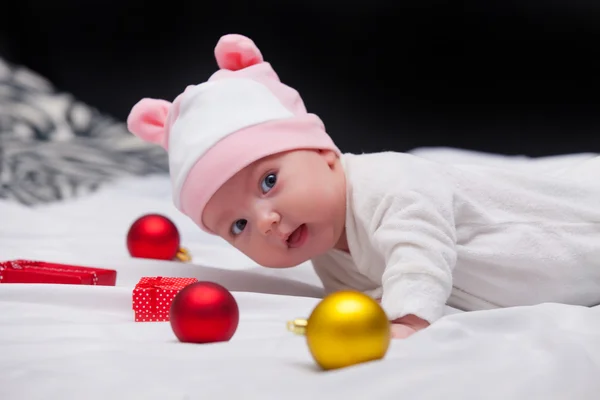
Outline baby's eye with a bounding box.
[261,173,277,193]
[231,219,247,235]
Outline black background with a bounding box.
[2,0,600,155]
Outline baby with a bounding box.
[127,34,600,339]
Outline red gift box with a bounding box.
[132,276,198,322]
[0,260,117,286]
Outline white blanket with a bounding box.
[2,148,600,400]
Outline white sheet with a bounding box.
[2,148,600,399]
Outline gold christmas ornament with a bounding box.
[287,290,391,370]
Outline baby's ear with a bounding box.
[214,34,264,71]
[319,149,339,167]
[127,98,172,148]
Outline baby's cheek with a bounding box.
[233,241,271,265]
[221,236,252,258]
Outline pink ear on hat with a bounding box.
[214,34,264,71]
[127,98,172,149]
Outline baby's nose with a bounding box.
[257,210,280,235]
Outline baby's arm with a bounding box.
[369,187,457,335]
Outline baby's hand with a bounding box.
[390,314,430,339]
[375,299,430,339]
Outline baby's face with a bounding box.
[203,149,347,268]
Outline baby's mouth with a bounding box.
[286,224,307,248]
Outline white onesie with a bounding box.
[311,151,600,323]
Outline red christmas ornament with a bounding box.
[169,281,240,344]
[126,214,191,262]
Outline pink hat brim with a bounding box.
[178,114,340,232]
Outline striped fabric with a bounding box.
[0,57,168,205]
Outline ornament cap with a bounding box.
[287,318,308,335]
[175,247,192,262]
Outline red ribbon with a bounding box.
[135,276,182,312]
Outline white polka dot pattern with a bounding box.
[132,276,198,322]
